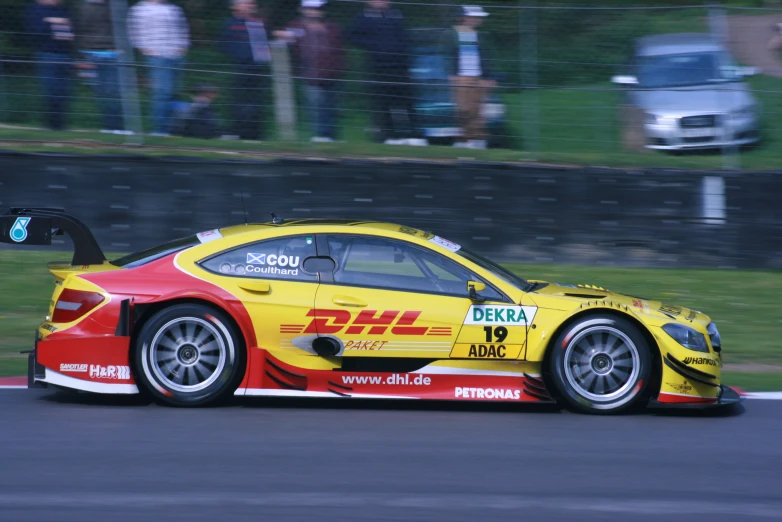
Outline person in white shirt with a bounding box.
[128,0,190,135]
[439,5,496,149]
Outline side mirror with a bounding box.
[467,280,486,302]
[611,75,639,86]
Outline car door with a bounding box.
[312,234,508,359]
[198,234,321,355]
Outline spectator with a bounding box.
[439,5,495,149]
[77,0,125,134]
[128,0,189,136]
[769,23,782,52]
[276,0,344,143]
[25,0,75,131]
[347,0,426,146]
[172,83,222,140]
[219,0,271,141]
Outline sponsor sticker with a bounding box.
[9,217,31,243]
[450,343,523,359]
[340,373,431,386]
[60,363,88,373]
[659,304,683,317]
[455,387,521,400]
[344,340,388,351]
[667,381,694,394]
[89,365,131,380]
[464,305,537,326]
[196,229,222,243]
[429,235,461,252]
[304,309,428,336]
[632,299,650,314]
[682,356,719,367]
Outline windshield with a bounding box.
[456,248,530,292]
[112,235,200,268]
[637,51,740,88]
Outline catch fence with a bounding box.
[1,1,782,168]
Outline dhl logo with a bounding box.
[279,309,452,336]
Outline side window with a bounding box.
[200,236,317,282]
[327,235,504,300]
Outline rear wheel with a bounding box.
[134,304,245,407]
[548,314,652,414]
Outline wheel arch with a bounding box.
[130,297,251,388]
[540,307,663,398]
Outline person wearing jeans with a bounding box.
[276,0,344,142]
[439,5,496,149]
[77,0,124,133]
[25,0,75,131]
[128,0,189,135]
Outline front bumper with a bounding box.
[644,117,759,150]
[649,385,743,410]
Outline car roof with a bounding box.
[217,220,434,240]
[636,33,724,57]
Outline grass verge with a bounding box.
[2,73,782,170]
[1,253,781,389]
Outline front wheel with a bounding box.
[548,314,652,414]
[134,303,246,407]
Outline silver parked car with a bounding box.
[612,33,760,151]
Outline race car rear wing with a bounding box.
[0,207,106,265]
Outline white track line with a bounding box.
[2,382,782,399]
[743,392,782,400]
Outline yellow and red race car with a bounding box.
[1,208,740,413]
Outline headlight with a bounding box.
[644,113,658,124]
[662,324,710,353]
[731,106,755,119]
[707,322,721,352]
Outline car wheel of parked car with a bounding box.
[134,303,245,407]
[548,314,652,414]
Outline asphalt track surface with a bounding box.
[0,390,780,522]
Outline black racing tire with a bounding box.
[133,303,246,407]
[547,314,652,415]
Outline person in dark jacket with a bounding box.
[25,0,75,130]
[77,0,124,133]
[347,0,425,146]
[439,5,496,149]
[219,0,271,140]
[276,0,344,142]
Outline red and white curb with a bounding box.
[0,376,28,389]
[1,376,781,399]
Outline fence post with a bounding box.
[0,59,6,123]
[109,0,144,145]
[708,3,740,170]
[271,41,297,142]
[519,1,540,158]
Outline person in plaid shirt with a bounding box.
[128,0,190,135]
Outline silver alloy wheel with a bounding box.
[149,317,227,393]
[563,326,640,403]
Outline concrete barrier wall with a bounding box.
[1,153,780,268]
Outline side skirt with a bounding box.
[236,351,554,403]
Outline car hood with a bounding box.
[636,82,755,115]
[529,281,711,329]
